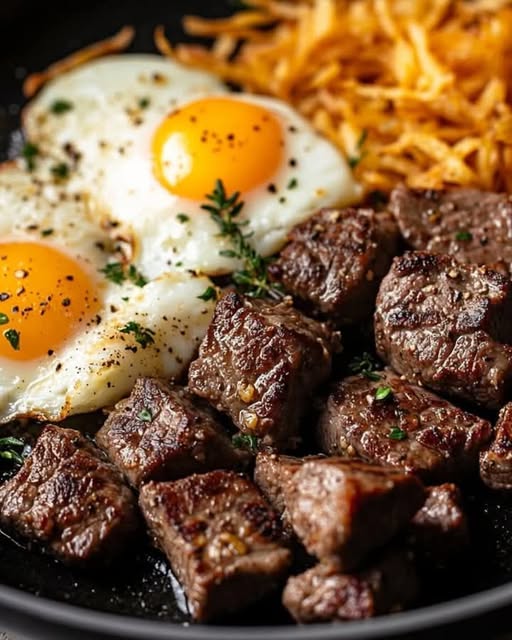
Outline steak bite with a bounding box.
[253,451,304,517]
[268,208,400,324]
[480,403,512,490]
[188,292,337,448]
[390,184,512,274]
[0,425,139,565]
[139,471,291,621]
[96,378,248,488]
[282,457,424,569]
[409,483,469,564]
[374,251,512,409]
[317,369,491,482]
[283,549,418,623]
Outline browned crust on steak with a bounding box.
[480,403,512,490]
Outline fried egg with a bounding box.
[23,55,361,278]
[0,164,215,423]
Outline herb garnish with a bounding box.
[375,386,392,401]
[232,433,260,452]
[4,328,20,351]
[138,97,151,109]
[41,228,54,237]
[51,162,70,180]
[119,322,155,348]
[348,129,368,169]
[0,437,25,466]
[50,99,73,115]
[287,178,298,190]
[22,142,39,171]
[203,179,283,299]
[138,407,153,422]
[0,313,8,325]
[100,262,147,287]
[197,286,218,302]
[177,213,189,223]
[349,352,381,381]
[389,426,407,441]
[455,230,473,242]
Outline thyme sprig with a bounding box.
[202,180,283,300]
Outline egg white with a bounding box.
[23,55,362,279]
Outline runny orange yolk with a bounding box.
[152,97,285,199]
[0,242,100,362]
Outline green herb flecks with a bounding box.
[41,228,54,237]
[50,99,73,115]
[100,262,147,287]
[349,352,381,381]
[51,162,70,180]
[0,313,8,325]
[389,426,407,441]
[455,230,473,242]
[287,178,298,190]
[0,436,25,466]
[203,179,283,300]
[119,322,155,348]
[197,286,218,302]
[348,129,368,169]
[138,407,153,422]
[232,433,260,452]
[177,213,190,223]
[138,97,151,109]
[375,386,393,401]
[22,142,39,171]
[4,328,19,351]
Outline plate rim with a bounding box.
[0,580,511,639]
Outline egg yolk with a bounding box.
[152,97,285,199]
[0,242,100,362]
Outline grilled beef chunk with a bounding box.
[0,425,139,565]
[268,208,400,324]
[480,403,512,490]
[254,451,304,516]
[375,251,512,409]
[188,292,337,448]
[390,185,512,274]
[409,484,469,564]
[282,457,424,569]
[283,548,418,622]
[139,471,291,621]
[317,369,491,482]
[96,378,248,488]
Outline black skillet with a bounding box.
[1,2,512,638]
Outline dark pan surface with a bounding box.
[1,1,512,637]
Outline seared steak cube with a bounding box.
[390,185,512,274]
[317,369,491,481]
[282,457,424,568]
[188,292,337,448]
[409,483,469,564]
[0,425,139,565]
[375,251,512,409]
[268,208,400,324]
[96,378,248,488]
[283,549,418,622]
[139,470,291,621]
[480,403,512,490]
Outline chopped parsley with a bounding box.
[0,313,8,325]
[51,162,70,180]
[375,386,393,401]
[197,286,217,302]
[41,228,54,237]
[137,407,153,422]
[50,99,73,115]
[389,426,407,441]
[4,328,20,351]
[203,179,283,300]
[348,129,368,169]
[119,322,155,348]
[232,433,260,452]
[138,97,151,109]
[0,436,25,466]
[22,142,39,171]
[287,178,298,190]
[177,213,190,223]
[349,352,381,381]
[100,262,147,287]
[455,230,473,242]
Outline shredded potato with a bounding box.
[156,0,512,193]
